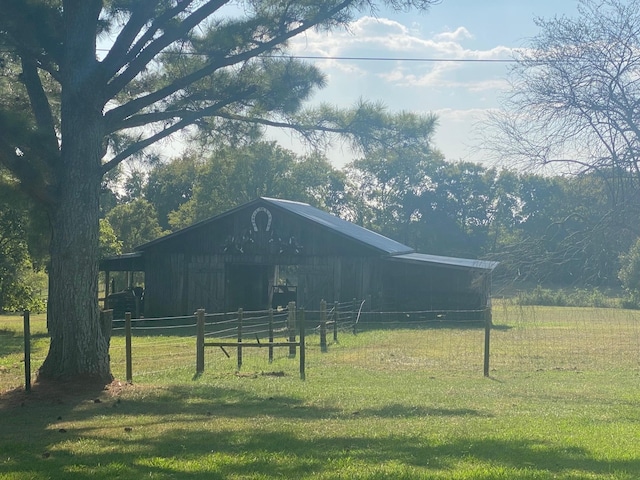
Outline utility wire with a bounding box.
[270,55,516,63]
[0,46,516,63]
[92,48,516,63]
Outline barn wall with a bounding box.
[379,260,490,315]
[144,252,186,317]
[143,252,382,316]
[139,200,492,318]
[141,201,385,316]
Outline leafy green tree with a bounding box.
[2,1,443,382]
[168,142,348,229]
[144,154,200,230]
[489,171,632,287]
[99,218,122,258]
[287,151,351,216]
[0,206,30,312]
[619,238,640,304]
[106,199,167,252]
[0,171,50,312]
[345,111,441,242]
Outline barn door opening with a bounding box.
[271,265,298,310]
[226,264,275,311]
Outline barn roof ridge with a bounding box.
[259,197,414,255]
[131,197,496,271]
[135,197,266,250]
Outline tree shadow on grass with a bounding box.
[0,327,49,357]
[1,381,638,479]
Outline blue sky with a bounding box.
[272,0,583,167]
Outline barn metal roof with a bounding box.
[262,197,414,255]
[127,197,497,271]
[387,252,499,271]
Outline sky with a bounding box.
[269,0,583,168]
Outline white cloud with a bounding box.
[285,15,518,165]
[433,26,474,42]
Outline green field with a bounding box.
[1,305,640,479]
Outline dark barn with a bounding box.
[100,197,497,318]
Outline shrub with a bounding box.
[516,286,618,308]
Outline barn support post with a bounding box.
[299,308,306,380]
[320,299,327,352]
[237,308,243,370]
[125,312,132,383]
[23,310,31,393]
[483,306,492,377]
[288,302,296,357]
[268,308,274,363]
[196,309,205,375]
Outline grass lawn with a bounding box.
[1,306,639,479]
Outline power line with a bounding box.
[270,55,516,63]
[1,45,516,63]
[93,48,516,63]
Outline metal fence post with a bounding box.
[288,302,296,357]
[196,309,205,374]
[23,310,31,393]
[268,308,274,363]
[125,312,133,383]
[237,308,243,370]
[320,299,327,352]
[352,298,357,335]
[299,308,306,380]
[484,306,492,377]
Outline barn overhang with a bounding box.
[99,252,145,272]
[377,252,498,313]
[384,252,498,271]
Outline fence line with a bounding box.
[13,302,640,392]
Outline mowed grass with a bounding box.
[1,305,640,479]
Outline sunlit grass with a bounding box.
[2,306,640,479]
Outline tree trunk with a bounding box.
[38,0,111,383]
[38,126,111,382]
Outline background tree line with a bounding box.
[16,138,640,307]
[4,134,640,311]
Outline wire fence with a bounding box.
[104,302,640,382]
[5,302,640,391]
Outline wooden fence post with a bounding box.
[268,308,274,363]
[23,310,31,393]
[320,299,327,352]
[288,302,296,357]
[125,312,133,383]
[299,308,306,380]
[237,308,243,370]
[483,306,492,377]
[196,309,205,375]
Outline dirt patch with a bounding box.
[0,378,132,410]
